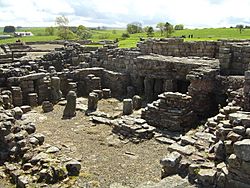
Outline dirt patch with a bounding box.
[29,44,63,51]
[24,98,167,187]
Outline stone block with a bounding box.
[234,139,250,161]
[123,99,133,115]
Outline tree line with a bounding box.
[126,22,184,37]
[2,15,248,40]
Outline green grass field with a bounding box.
[1,27,250,48]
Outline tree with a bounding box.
[3,26,16,33]
[121,33,130,39]
[145,26,154,37]
[55,15,75,40]
[174,24,184,30]
[236,24,244,34]
[127,22,143,34]
[45,27,55,36]
[164,22,174,37]
[76,25,92,39]
[156,22,165,36]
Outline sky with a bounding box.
[0,0,250,28]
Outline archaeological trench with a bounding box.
[1,38,250,187]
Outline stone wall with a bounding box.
[187,67,219,118]
[102,70,130,97]
[137,38,250,75]
[219,40,250,75]
[137,38,218,58]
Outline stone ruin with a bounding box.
[0,38,250,187]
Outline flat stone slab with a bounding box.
[137,175,196,188]
[168,143,196,156]
[155,137,176,145]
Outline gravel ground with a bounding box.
[27,98,168,187]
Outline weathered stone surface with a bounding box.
[160,151,182,167]
[42,101,54,113]
[160,151,182,178]
[137,174,196,188]
[234,139,250,161]
[180,136,196,146]
[142,92,196,131]
[63,91,77,118]
[33,133,45,144]
[21,105,31,113]
[127,86,135,98]
[132,95,142,110]
[46,146,60,153]
[214,140,226,161]
[51,77,62,103]
[197,168,217,186]
[87,92,98,111]
[112,116,155,141]
[123,99,133,115]
[155,137,176,145]
[27,93,38,107]
[12,107,23,119]
[102,88,111,99]
[66,160,81,176]
[168,143,195,156]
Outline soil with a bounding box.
[22,44,64,60]
[24,98,168,188]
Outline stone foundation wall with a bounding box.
[137,38,250,75]
[219,40,250,75]
[102,70,130,97]
[137,38,218,58]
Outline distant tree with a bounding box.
[164,22,174,37]
[76,25,92,39]
[121,33,130,39]
[236,24,244,33]
[3,26,16,33]
[69,26,78,33]
[112,30,117,34]
[174,24,184,30]
[55,15,75,40]
[45,26,55,36]
[145,26,154,37]
[143,26,149,33]
[127,22,143,34]
[245,25,250,29]
[156,22,165,36]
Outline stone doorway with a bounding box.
[143,77,164,102]
[174,80,190,94]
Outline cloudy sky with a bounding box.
[0,0,250,28]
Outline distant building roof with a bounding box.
[14,32,33,37]
[0,35,12,39]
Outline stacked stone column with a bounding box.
[142,92,196,131]
[51,77,62,103]
[63,91,77,118]
[11,87,22,106]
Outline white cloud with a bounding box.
[0,0,250,27]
